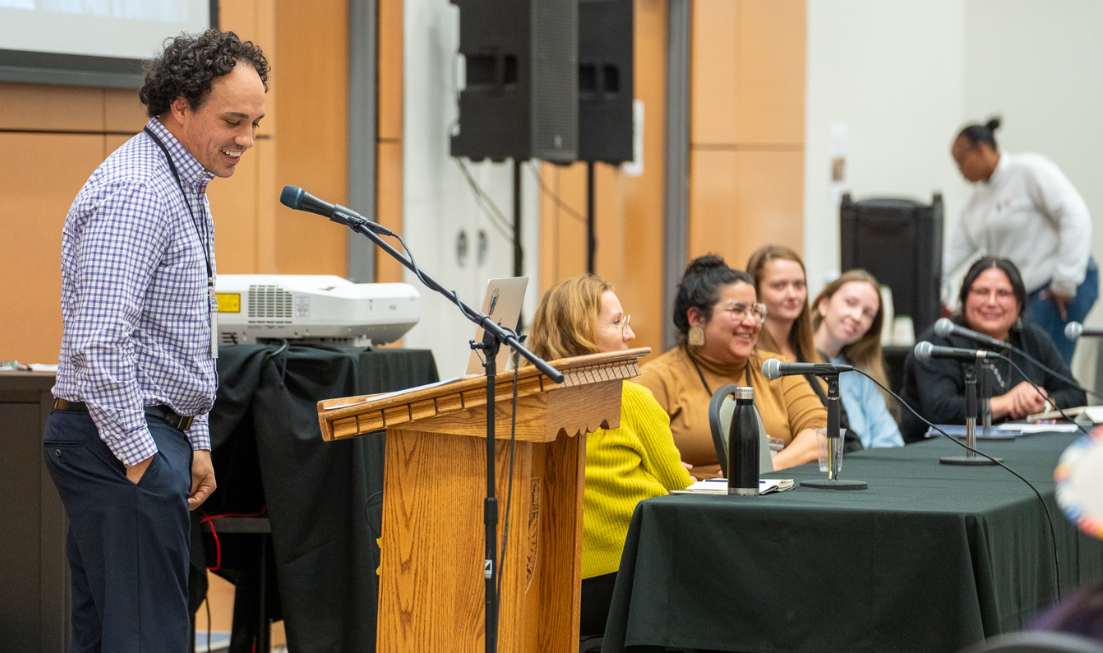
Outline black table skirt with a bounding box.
[196,344,438,653]
[602,434,1103,653]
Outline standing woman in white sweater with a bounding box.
[945,117,1097,365]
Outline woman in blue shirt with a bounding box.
[812,270,904,448]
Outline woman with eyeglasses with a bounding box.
[900,257,1085,443]
[946,117,1097,366]
[527,274,693,639]
[636,255,824,479]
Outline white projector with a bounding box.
[215,275,419,347]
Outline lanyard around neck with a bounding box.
[143,127,213,283]
[687,344,751,396]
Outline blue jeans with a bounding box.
[1024,257,1099,366]
[43,409,193,653]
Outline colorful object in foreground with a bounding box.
[1055,425,1103,539]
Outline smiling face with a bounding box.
[758,258,808,325]
[169,63,266,178]
[593,290,634,353]
[963,267,1020,341]
[691,281,761,364]
[817,281,880,352]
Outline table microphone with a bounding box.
[914,341,1003,363]
[933,318,1013,351]
[761,359,853,380]
[1065,322,1103,340]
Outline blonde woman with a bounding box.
[811,270,903,448]
[528,274,693,639]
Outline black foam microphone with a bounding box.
[933,318,1012,351]
[761,358,853,380]
[280,185,394,236]
[1065,322,1103,340]
[914,341,1003,364]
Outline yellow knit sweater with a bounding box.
[582,381,694,579]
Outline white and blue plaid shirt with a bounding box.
[54,118,218,466]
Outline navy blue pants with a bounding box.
[1025,257,1100,366]
[43,409,193,653]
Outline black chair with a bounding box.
[959,631,1103,653]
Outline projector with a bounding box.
[215,275,419,347]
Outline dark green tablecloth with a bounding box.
[602,434,1103,653]
[201,344,438,653]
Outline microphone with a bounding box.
[280,185,394,236]
[933,318,1012,351]
[913,341,1004,364]
[761,358,854,381]
[1065,322,1103,340]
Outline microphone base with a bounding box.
[940,455,1001,466]
[800,478,868,491]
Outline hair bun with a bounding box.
[685,254,728,276]
[985,117,1001,132]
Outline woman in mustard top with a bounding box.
[528,274,693,639]
[637,255,824,479]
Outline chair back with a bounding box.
[708,384,773,477]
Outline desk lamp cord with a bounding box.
[856,369,1063,602]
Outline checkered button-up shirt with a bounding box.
[54,118,218,466]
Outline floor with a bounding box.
[193,571,287,651]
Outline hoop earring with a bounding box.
[688,326,705,347]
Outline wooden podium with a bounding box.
[317,348,649,653]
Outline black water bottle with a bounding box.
[727,386,759,496]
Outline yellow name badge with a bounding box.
[215,293,241,313]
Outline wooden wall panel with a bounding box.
[376,141,405,284]
[273,0,348,275]
[0,82,104,131]
[378,0,404,143]
[688,0,806,278]
[736,0,806,145]
[690,0,738,146]
[735,150,805,264]
[376,0,404,284]
[688,149,738,261]
[103,88,148,133]
[620,0,668,355]
[0,133,104,364]
[208,139,264,274]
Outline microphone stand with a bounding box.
[337,217,563,653]
[941,362,1000,465]
[980,360,994,438]
[800,373,868,490]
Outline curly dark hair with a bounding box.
[672,255,754,337]
[139,29,270,118]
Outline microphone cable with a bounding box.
[999,358,1093,437]
[946,331,1103,403]
[851,367,1063,601]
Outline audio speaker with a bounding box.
[450,0,578,163]
[840,194,944,336]
[578,0,634,163]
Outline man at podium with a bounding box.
[527,274,693,639]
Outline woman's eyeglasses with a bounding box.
[716,303,767,323]
[602,314,631,337]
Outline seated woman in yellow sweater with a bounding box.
[528,274,693,639]
[637,255,824,479]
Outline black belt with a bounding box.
[53,398,196,432]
